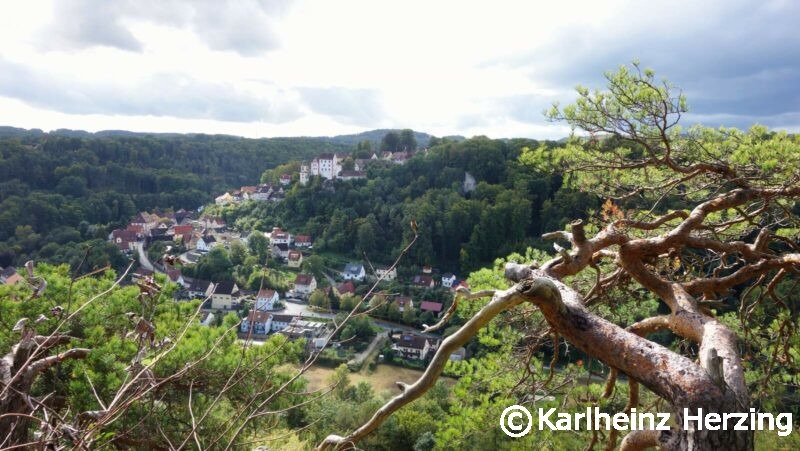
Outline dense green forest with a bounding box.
[0,131,350,269]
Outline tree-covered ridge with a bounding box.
[214,135,589,274]
[0,132,350,269]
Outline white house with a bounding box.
[269,314,296,332]
[215,192,235,206]
[269,228,292,246]
[294,235,313,248]
[375,266,397,281]
[299,164,310,185]
[255,289,279,311]
[187,279,213,298]
[293,274,317,298]
[196,235,218,252]
[272,243,290,259]
[342,263,365,282]
[441,273,457,288]
[392,333,439,360]
[241,309,272,334]
[199,312,216,327]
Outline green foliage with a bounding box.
[0,132,349,268]
[0,263,306,447]
[309,289,330,310]
[221,136,566,273]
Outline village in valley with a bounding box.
[107,146,470,379]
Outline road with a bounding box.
[349,331,387,367]
[136,242,156,272]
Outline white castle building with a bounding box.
[300,152,364,185]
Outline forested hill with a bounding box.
[213,136,591,274]
[0,130,351,268]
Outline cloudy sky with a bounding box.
[0,0,798,139]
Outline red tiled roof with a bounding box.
[257,288,276,299]
[294,274,315,286]
[420,301,443,312]
[173,225,193,234]
[336,281,355,295]
[395,296,413,308]
[246,309,271,323]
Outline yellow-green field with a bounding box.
[299,364,455,394]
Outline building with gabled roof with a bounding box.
[293,274,317,298]
[342,263,365,281]
[255,288,279,310]
[420,301,443,314]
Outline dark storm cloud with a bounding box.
[0,58,303,122]
[298,87,387,126]
[487,0,800,130]
[41,0,292,56]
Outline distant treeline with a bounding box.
[0,131,350,269]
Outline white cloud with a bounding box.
[0,0,797,138]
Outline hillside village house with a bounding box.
[338,170,366,181]
[269,228,292,245]
[240,309,272,335]
[215,192,235,206]
[354,154,378,171]
[188,279,213,298]
[294,235,313,248]
[269,314,296,333]
[375,266,397,281]
[279,174,292,185]
[210,281,240,310]
[411,275,435,288]
[287,250,303,268]
[255,288,279,311]
[342,263,365,281]
[293,274,317,298]
[199,312,216,327]
[420,301,444,316]
[130,212,158,233]
[198,216,226,231]
[0,267,23,286]
[110,229,140,253]
[335,281,356,297]
[441,273,457,288]
[392,332,439,360]
[196,235,218,252]
[395,296,413,313]
[272,243,290,260]
[165,267,185,286]
[452,280,469,291]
